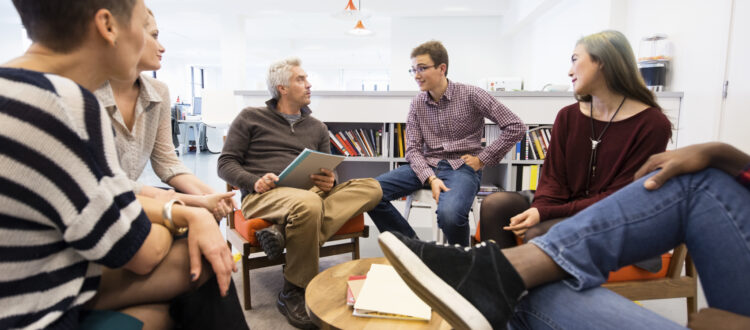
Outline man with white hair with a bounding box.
[218,58,382,329]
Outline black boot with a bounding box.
[170,277,249,330]
[277,279,314,329]
[255,224,285,260]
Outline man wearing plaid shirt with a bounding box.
[368,40,526,246]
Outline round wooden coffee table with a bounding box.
[305,257,450,329]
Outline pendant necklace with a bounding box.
[585,96,627,195]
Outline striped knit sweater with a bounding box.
[0,68,151,329]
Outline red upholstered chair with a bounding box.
[473,225,698,315]
[225,184,369,310]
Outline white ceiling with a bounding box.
[145,0,510,18]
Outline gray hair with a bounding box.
[267,57,301,99]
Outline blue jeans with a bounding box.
[509,282,685,329]
[368,160,481,246]
[519,168,750,328]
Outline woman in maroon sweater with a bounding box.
[480,30,672,248]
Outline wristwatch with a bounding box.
[162,198,187,235]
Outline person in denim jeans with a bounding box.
[368,40,525,246]
[379,142,750,329]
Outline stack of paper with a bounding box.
[350,264,431,321]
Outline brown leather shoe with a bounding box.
[276,286,315,329]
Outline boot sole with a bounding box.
[378,232,492,330]
[256,229,284,260]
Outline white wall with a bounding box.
[0,15,25,64]
[502,0,734,147]
[623,0,732,147]
[389,16,508,91]
[503,0,614,91]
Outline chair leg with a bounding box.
[242,254,251,310]
[352,237,360,260]
[687,295,698,316]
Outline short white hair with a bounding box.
[267,57,301,99]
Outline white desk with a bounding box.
[178,120,203,154]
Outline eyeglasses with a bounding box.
[408,65,438,75]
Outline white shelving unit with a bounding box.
[235,90,683,192]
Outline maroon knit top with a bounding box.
[531,102,672,221]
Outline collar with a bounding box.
[95,74,163,116]
[423,79,454,105]
[265,98,312,117]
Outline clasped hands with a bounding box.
[254,168,335,194]
[151,188,236,221]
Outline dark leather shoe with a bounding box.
[277,287,314,329]
[255,225,285,260]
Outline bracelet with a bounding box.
[427,176,437,185]
[162,198,187,235]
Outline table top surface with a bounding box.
[305,257,450,330]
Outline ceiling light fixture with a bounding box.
[348,19,374,36]
[334,0,372,20]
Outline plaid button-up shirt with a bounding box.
[406,80,526,183]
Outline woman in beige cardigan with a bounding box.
[95,9,235,220]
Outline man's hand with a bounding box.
[634,144,714,191]
[184,207,237,296]
[311,168,335,193]
[635,142,750,191]
[254,173,279,194]
[199,191,237,220]
[428,176,450,203]
[688,308,750,330]
[461,154,484,171]
[504,207,541,237]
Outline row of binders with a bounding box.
[513,125,552,161]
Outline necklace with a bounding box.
[585,96,627,195]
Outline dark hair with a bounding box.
[12,0,138,53]
[575,30,659,108]
[411,40,449,76]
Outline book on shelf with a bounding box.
[375,130,383,157]
[329,131,350,156]
[334,132,357,156]
[395,123,405,158]
[515,164,541,190]
[531,130,545,160]
[344,130,363,156]
[529,164,539,190]
[329,127,392,158]
[360,128,375,157]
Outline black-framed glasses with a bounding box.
[408,64,438,75]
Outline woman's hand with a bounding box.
[199,191,237,220]
[504,208,541,237]
[183,207,236,296]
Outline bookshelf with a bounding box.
[235,90,683,193]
